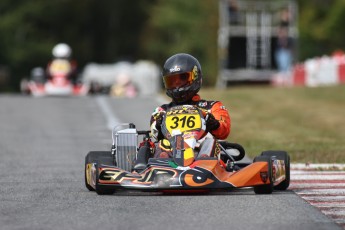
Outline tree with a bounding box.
[0,0,152,91]
[140,0,219,86]
[297,0,345,60]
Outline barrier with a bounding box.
[338,58,345,83]
[292,64,305,86]
[275,52,345,87]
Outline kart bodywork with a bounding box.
[87,157,286,191]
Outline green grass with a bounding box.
[199,85,345,163]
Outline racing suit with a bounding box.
[150,94,231,158]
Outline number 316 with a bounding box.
[169,116,196,129]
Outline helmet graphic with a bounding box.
[52,43,72,58]
[162,53,202,103]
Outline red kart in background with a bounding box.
[22,59,88,96]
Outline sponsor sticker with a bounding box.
[198,102,207,107]
[169,66,181,73]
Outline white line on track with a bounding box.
[322,210,345,216]
[95,95,168,130]
[291,171,345,175]
[300,196,345,201]
[290,183,345,188]
[334,219,345,224]
[292,174,345,180]
[95,96,121,130]
[291,163,345,170]
[298,189,345,195]
[311,203,345,208]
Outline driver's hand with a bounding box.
[206,113,220,132]
[150,111,165,141]
[154,111,165,130]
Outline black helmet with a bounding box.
[162,53,202,103]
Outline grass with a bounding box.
[199,84,345,163]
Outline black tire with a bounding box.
[95,153,116,195]
[253,155,273,194]
[261,150,290,190]
[84,151,113,192]
[95,159,116,195]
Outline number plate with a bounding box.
[165,113,202,134]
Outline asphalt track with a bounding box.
[0,95,342,230]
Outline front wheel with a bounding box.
[96,154,116,195]
[85,151,114,192]
[261,150,290,190]
[253,155,273,194]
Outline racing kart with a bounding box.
[85,105,290,195]
[23,59,88,96]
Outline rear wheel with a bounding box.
[84,151,114,192]
[253,155,273,194]
[261,150,290,190]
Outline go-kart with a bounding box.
[85,105,290,195]
[25,59,88,96]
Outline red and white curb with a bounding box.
[290,164,345,228]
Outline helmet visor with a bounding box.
[163,72,195,90]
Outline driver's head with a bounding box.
[162,53,202,103]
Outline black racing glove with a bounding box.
[206,113,220,132]
[155,112,164,129]
[154,112,165,140]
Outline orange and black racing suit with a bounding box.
[150,94,231,158]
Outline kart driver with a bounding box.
[134,53,231,171]
[46,43,78,83]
